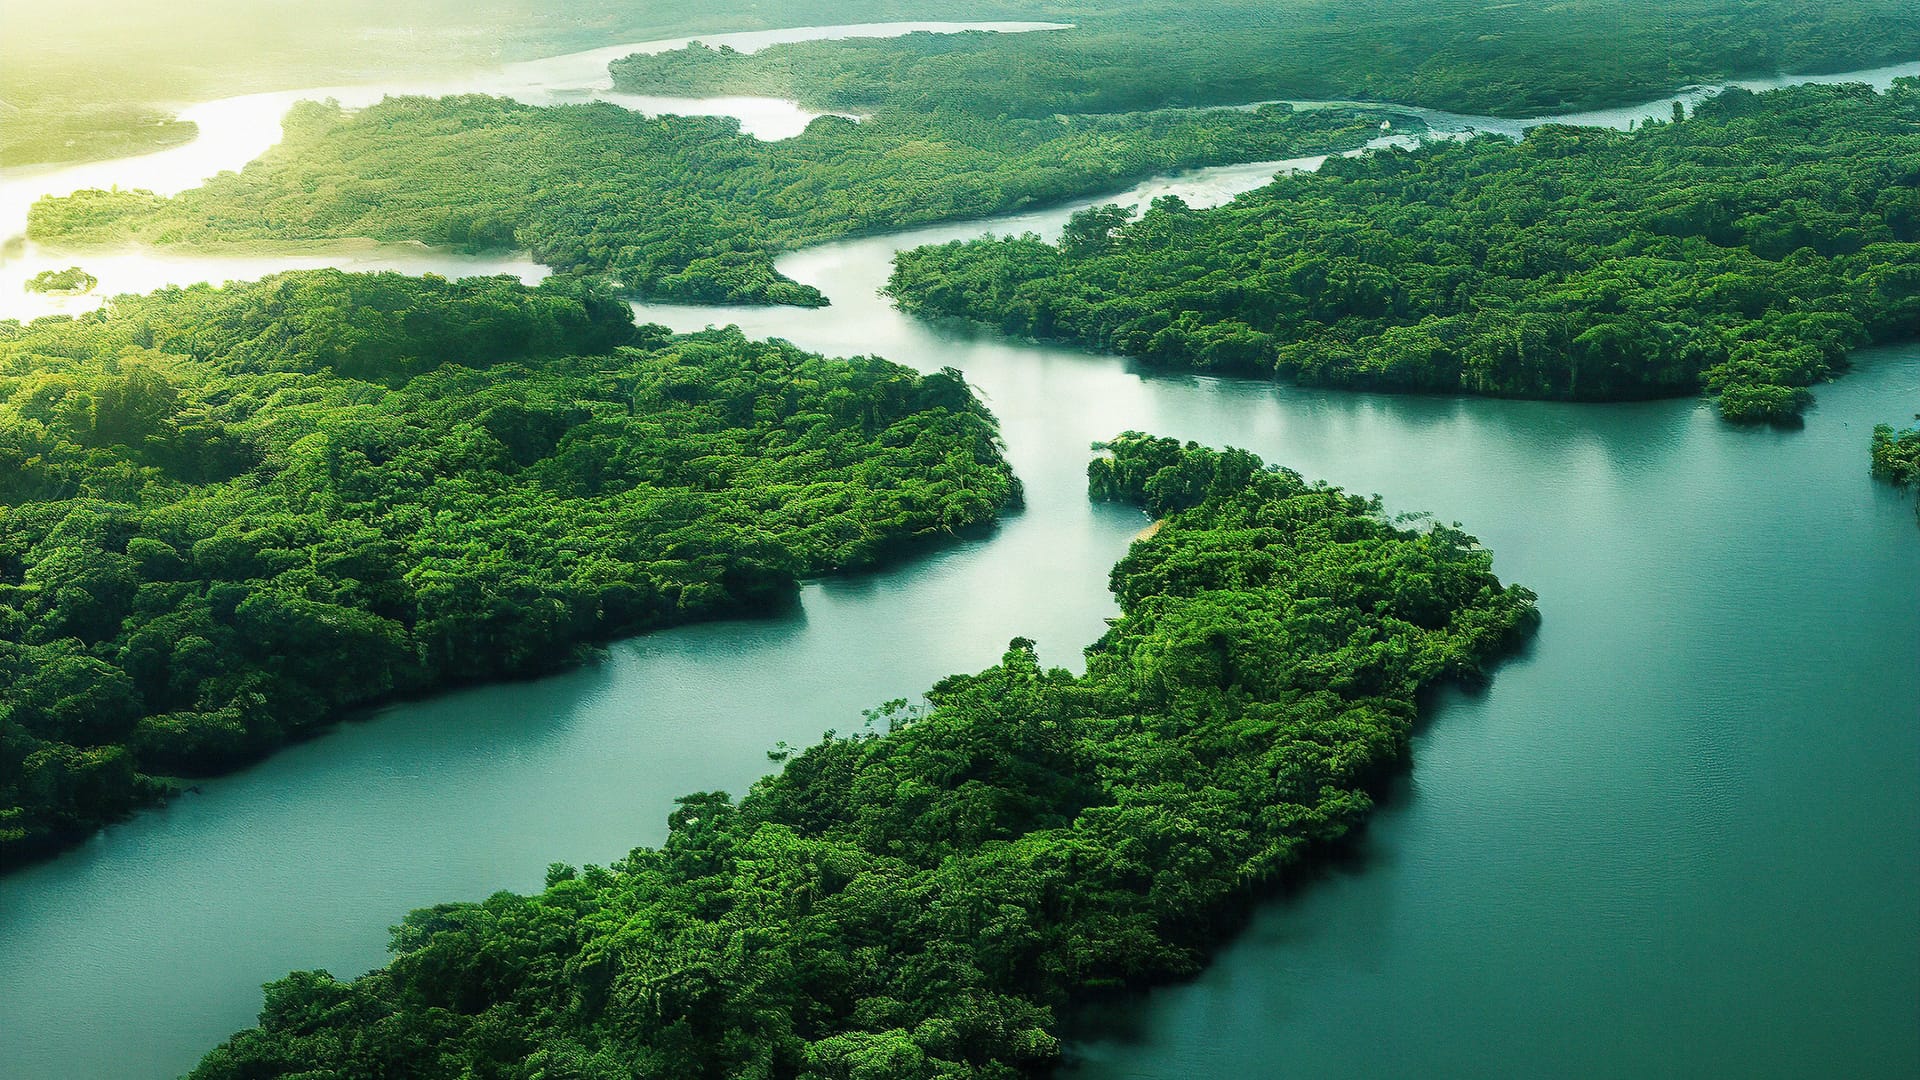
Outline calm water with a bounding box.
[0,42,1916,1080]
[0,20,1068,320]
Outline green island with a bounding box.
[1872,416,1920,522]
[24,97,1407,307]
[0,0,844,168]
[0,270,1018,861]
[183,433,1536,1079]
[888,82,1920,423]
[0,105,198,170]
[23,266,99,295]
[607,1,1920,119]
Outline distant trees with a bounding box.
[27,95,1404,307]
[184,433,1536,1079]
[0,104,197,168]
[23,267,99,294]
[889,82,1920,422]
[0,270,1019,861]
[606,3,1920,120]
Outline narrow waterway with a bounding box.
[0,20,1070,320]
[0,39,1915,1080]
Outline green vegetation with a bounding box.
[1872,416,1920,523]
[8,1,1916,167]
[0,105,198,169]
[27,96,1404,306]
[23,267,99,295]
[889,83,1920,423]
[610,2,1920,120]
[183,433,1535,1079]
[0,0,864,167]
[1873,419,1920,485]
[0,269,1018,861]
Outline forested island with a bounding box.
[0,270,1019,861]
[23,267,99,295]
[0,105,198,170]
[181,434,1536,1078]
[1873,417,1920,522]
[889,82,1920,422]
[25,98,1408,307]
[608,2,1920,119]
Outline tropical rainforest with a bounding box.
[607,1,1920,120]
[24,98,1406,307]
[888,82,1920,422]
[0,270,1019,861]
[10,0,1920,166]
[182,434,1537,1079]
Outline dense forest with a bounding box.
[11,0,1917,166]
[0,270,1019,861]
[609,1,1920,120]
[889,82,1920,422]
[183,434,1536,1079]
[27,97,1405,307]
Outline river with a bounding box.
[0,20,1069,321]
[0,36,1916,1080]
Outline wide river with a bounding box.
[0,33,1915,1080]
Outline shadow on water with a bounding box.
[1054,640,1540,1058]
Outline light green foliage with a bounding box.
[0,105,198,169]
[183,433,1535,1079]
[889,83,1920,422]
[27,96,1401,307]
[0,270,1017,859]
[23,267,100,294]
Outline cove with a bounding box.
[0,45,1916,1080]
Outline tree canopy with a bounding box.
[28,97,1404,307]
[1871,416,1920,523]
[888,82,1920,423]
[0,270,1018,861]
[609,2,1920,120]
[184,433,1536,1079]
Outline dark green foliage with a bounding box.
[185,433,1535,1079]
[1873,420,1920,486]
[889,83,1920,421]
[0,270,1018,860]
[609,2,1920,119]
[27,96,1404,307]
[1872,417,1920,523]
